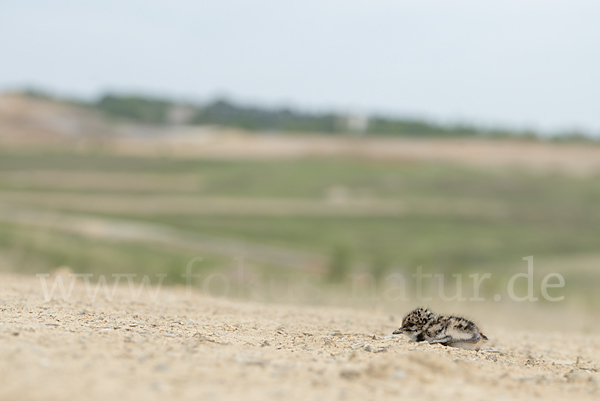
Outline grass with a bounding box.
[0,147,598,306]
[0,222,228,284]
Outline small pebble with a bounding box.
[154,363,170,372]
[565,369,589,383]
[394,370,406,379]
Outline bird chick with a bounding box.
[392,307,488,350]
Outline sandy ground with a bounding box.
[0,273,598,401]
[107,132,600,176]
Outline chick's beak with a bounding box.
[392,327,403,335]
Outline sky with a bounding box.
[1,0,599,134]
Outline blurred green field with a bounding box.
[0,147,599,307]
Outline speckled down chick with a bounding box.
[392,307,488,350]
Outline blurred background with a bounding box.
[1,1,599,330]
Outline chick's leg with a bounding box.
[428,336,452,344]
[453,333,481,344]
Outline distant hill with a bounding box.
[0,91,114,143]
[2,89,594,140]
[92,93,522,137]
